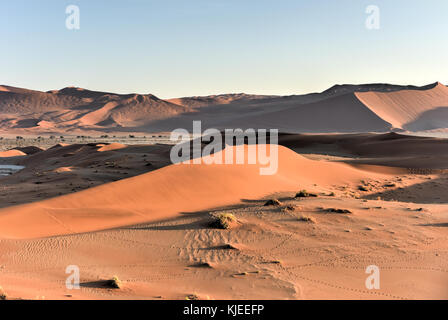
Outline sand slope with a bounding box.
[0,149,26,157]
[126,82,448,133]
[0,145,385,239]
[220,93,392,133]
[356,82,448,130]
[0,86,190,132]
[0,137,447,300]
[278,132,448,169]
[1,82,447,134]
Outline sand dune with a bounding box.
[0,82,447,134]
[75,102,120,126]
[97,142,126,152]
[0,145,388,239]
[0,149,26,157]
[356,82,448,130]
[0,136,447,300]
[124,82,448,133]
[2,80,448,300]
[219,93,392,133]
[0,85,191,132]
[107,94,190,127]
[278,132,448,169]
[0,85,86,114]
[0,141,174,211]
[13,146,44,155]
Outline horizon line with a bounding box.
[0,81,445,100]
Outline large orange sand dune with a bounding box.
[356,82,448,131]
[0,145,390,239]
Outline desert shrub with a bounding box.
[210,213,237,229]
[297,215,316,223]
[108,276,122,289]
[264,199,282,206]
[193,261,213,268]
[295,190,318,198]
[282,205,298,212]
[0,286,7,300]
[325,208,352,214]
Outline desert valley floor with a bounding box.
[0,133,447,300]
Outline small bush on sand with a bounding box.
[108,276,122,289]
[325,208,352,214]
[264,199,282,206]
[384,183,396,188]
[295,190,318,198]
[282,205,299,212]
[0,286,7,300]
[219,243,238,250]
[210,213,238,229]
[192,261,213,268]
[297,215,315,223]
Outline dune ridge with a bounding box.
[0,149,26,157]
[0,144,388,239]
[0,82,447,134]
[355,82,448,130]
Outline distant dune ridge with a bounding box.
[0,82,447,134]
[355,82,448,131]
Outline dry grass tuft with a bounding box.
[295,190,318,198]
[108,276,122,289]
[297,215,316,223]
[220,243,238,250]
[210,213,238,229]
[264,199,282,206]
[192,261,213,268]
[325,208,352,214]
[282,205,299,212]
[0,286,7,300]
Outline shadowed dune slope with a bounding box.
[278,132,448,157]
[0,145,390,239]
[355,82,448,130]
[277,132,448,169]
[219,93,393,133]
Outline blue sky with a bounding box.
[1,0,447,98]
